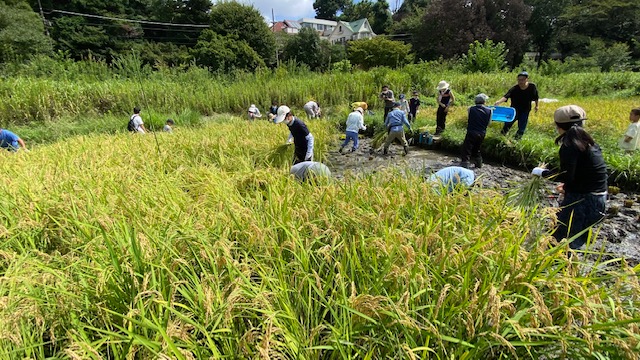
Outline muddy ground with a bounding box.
[326,137,640,266]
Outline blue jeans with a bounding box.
[341,131,359,150]
[501,110,530,137]
[553,192,606,250]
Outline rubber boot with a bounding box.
[474,156,483,169]
[403,146,409,156]
[459,161,470,169]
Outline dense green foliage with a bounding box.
[4,0,635,72]
[347,36,413,69]
[0,120,638,358]
[0,0,51,62]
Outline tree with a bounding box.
[347,36,413,69]
[0,1,52,62]
[411,0,530,65]
[147,0,212,46]
[340,0,374,22]
[313,0,349,20]
[208,1,276,66]
[371,0,392,35]
[524,0,570,65]
[191,30,264,72]
[281,27,340,72]
[557,0,640,58]
[462,39,508,72]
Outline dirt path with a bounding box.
[327,138,640,266]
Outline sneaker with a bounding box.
[351,148,357,153]
[339,146,345,154]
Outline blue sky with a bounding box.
[245,0,404,22]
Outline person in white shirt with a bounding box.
[163,119,174,132]
[303,100,321,119]
[130,107,148,134]
[339,107,367,153]
[619,108,640,152]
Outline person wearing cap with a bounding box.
[379,85,395,120]
[290,161,331,183]
[383,101,413,156]
[351,101,368,112]
[531,105,608,250]
[0,128,27,151]
[273,105,315,165]
[494,71,539,139]
[435,81,455,135]
[340,107,367,153]
[460,94,492,169]
[429,166,475,193]
[247,104,262,120]
[303,100,321,119]
[408,91,421,122]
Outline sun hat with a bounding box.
[355,107,363,114]
[436,81,449,91]
[274,105,291,124]
[518,71,529,78]
[474,93,489,104]
[554,105,587,124]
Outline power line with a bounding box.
[50,9,210,28]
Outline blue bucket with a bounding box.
[489,106,516,123]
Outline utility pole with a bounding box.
[272,8,279,67]
[36,0,50,36]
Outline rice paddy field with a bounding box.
[0,118,639,359]
[0,63,639,358]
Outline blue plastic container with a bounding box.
[488,106,516,123]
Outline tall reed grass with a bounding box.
[0,119,637,359]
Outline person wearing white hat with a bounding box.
[495,71,539,139]
[435,80,455,135]
[339,107,367,153]
[531,105,608,250]
[247,104,262,121]
[460,94,492,169]
[273,105,315,164]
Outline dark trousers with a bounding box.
[293,145,308,165]
[436,106,448,134]
[501,110,530,137]
[384,106,393,120]
[409,108,418,122]
[553,192,606,250]
[460,132,485,163]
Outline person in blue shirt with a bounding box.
[0,128,27,151]
[274,105,315,165]
[429,166,475,193]
[383,102,413,155]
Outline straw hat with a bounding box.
[436,81,450,91]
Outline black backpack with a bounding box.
[127,115,137,132]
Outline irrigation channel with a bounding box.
[326,137,640,266]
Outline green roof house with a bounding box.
[329,18,376,44]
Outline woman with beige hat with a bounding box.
[531,105,608,251]
[435,80,455,135]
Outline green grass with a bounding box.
[0,119,638,359]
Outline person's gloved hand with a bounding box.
[531,167,546,176]
[362,125,367,131]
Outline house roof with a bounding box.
[347,18,368,33]
[284,20,301,29]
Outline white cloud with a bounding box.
[242,0,316,22]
